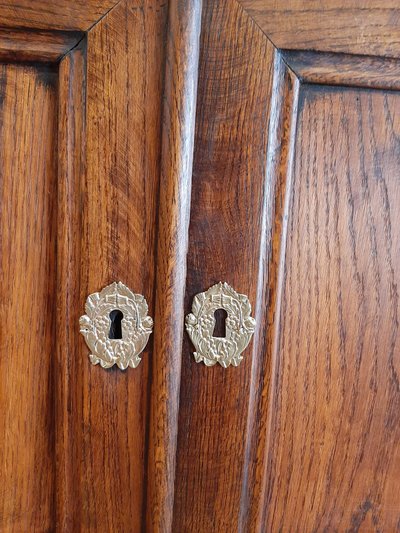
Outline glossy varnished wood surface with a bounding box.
[2,0,400,529]
[240,57,299,532]
[171,1,275,530]
[239,0,400,58]
[0,64,57,532]
[57,0,168,530]
[146,0,202,531]
[283,51,400,92]
[0,28,83,63]
[0,0,119,32]
[265,85,400,531]
[56,43,86,532]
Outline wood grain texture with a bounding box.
[238,55,299,532]
[57,0,167,530]
[0,64,57,532]
[0,0,119,32]
[239,0,400,58]
[283,51,400,91]
[265,85,400,531]
[146,0,202,531]
[0,28,83,62]
[171,1,275,530]
[56,42,86,532]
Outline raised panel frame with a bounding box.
[169,1,400,531]
[0,0,170,530]
[235,2,400,532]
[2,0,400,531]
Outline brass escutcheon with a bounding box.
[79,281,153,370]
[185,282,256,368]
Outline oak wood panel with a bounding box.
[283,51,400,92]
[239,0,400,58]
[0,0,119,32]
[0,64,57,532]
[146,0,202,531]
[56,42,86,532]
[171,1,275,530]
[239,57,299,532]
[0,28,83,62]
[265,85,400,531]
[57,0,168,530]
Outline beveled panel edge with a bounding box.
[282,49,400,91]
[237,0,400,60]
[237,50,301,532]
[55,40,87,531]
[0,0,120,33]
[0,27,84,63]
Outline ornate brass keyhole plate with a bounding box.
[185,282,256,368]
[79,282,153,370]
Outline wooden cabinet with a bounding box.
[0,1,399,531]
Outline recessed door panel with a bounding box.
[0,64,57,532]
[267,85,400,531]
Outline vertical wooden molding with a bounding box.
[257,64,300,533]
[56,41,87,531]
[239,49,293,531]
[146,0,202,531]
[238,52,300,532]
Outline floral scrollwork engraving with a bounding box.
[185,282,256,368]
[79,282,153,370]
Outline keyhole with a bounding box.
[212,309,228,338]
[109,309,123,339]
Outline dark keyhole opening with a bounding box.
[212,308,228,338]
[109,309,124,339]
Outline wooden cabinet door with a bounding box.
[166,1,400,532]
[0,1,169,531]
[1,1,400,532]
[165,0,400,533]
